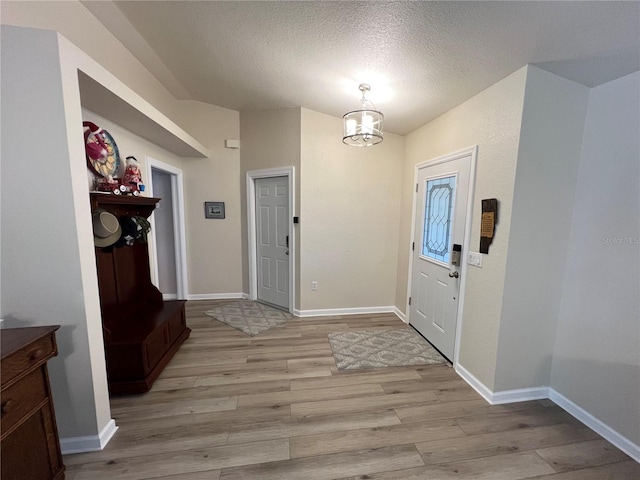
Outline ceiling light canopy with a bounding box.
[342,84,384,147]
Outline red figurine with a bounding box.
[121,156,145,196]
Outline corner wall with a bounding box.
[1,0,179,124]
[494,67,589,391]
[552,71,640,446]
[172,100,242,297]
[240,108,302,306]
[1,26,110,441]
[299,109,404,313]
[399,68,528,388]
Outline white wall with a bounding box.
[494,67,589,391]
[300,108,404,312]
[240,108,302,305]
[552,71,640,446]
[1,0,179,125]
[400,68,528,388]
[172,100,242,297]
[1,26,111,441]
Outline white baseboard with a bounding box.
[60,419,118,455]
[456,363,549,405]
[455,364,640,462]
[548,388,640,463]
[187,293,248,301]
[393,307,407,323]
[455,363,494,403]
[294,306,396,318]
[491,386,549,405]
[162,293,178,300]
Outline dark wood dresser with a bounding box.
[1,326,65,480]
[90,193,190,395]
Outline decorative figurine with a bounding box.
[122,156,145,196]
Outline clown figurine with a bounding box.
[123,156,145,194]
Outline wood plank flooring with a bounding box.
[64,300,639,479]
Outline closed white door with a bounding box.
[410,152,472,361]
[255,176,289,310]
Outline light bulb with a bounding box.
[346,119,357,136]
[362,114,373,135]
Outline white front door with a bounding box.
[255,176,290,310]
[409,150,473,361]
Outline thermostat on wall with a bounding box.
[225,139,240,149]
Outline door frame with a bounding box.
[246,166,295,313]
[145,157,190,300]
[405,145,478,367]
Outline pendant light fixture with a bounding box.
[342,84,384,147]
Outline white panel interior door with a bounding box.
[255,176,289,310]
[410,153,471,361]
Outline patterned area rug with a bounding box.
[204,300,293,336]
[328,329,447,370]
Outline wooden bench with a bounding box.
[91,193,190,395]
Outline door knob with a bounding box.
[448,271,459,278]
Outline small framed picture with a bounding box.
[204,202,225,219]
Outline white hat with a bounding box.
[92,210,121,247]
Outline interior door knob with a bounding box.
[448,271,459,278]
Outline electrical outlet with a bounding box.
[311,281,318,291]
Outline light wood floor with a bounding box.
[64,300,638,479]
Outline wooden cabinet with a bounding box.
[1,326,65,480]
[90,193,190,395]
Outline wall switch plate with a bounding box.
[311,281,318,291]
[468,251,483,267]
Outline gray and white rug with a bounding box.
[204,300,293,336]
[328,329,447,370]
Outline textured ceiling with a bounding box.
[85,1,640,135]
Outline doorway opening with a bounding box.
[146,157,189,300]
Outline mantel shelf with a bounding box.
[90,193,160,207]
